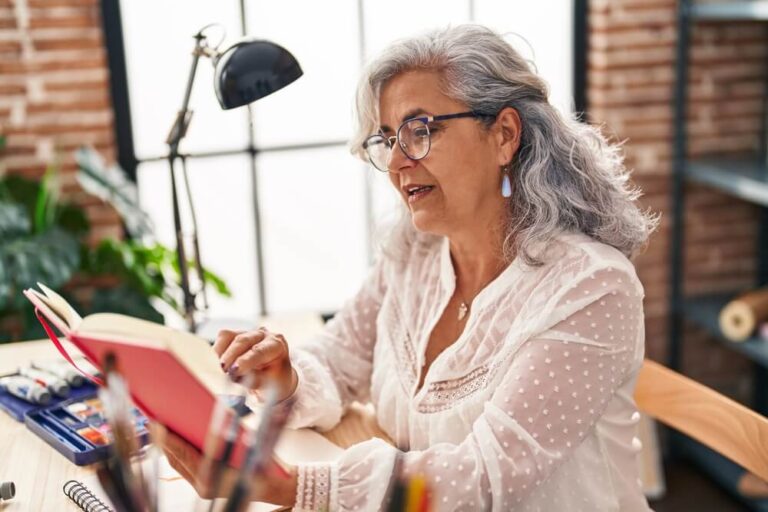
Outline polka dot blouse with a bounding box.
[274,232,651,511]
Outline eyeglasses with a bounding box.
[362,111,488,172]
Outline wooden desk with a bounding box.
[0,340,390,511]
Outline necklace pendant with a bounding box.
[458,302,468,321]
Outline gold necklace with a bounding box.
[456,287,470,321]
[455,262,508,321]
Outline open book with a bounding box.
[23,283,342,470]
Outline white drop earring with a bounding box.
[501,165,512,198]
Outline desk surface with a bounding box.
[0,339,390,511]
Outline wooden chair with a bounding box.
[635,359,768,498]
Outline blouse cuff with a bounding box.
[284,349,344,431]
[295,462,337,511]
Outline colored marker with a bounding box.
[18,366,70,397]
[0,375,51,405]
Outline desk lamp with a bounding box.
[165,24,302,332]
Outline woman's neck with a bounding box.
[448,220,509,299]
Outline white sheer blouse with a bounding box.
[281,232,651,511]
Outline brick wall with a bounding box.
[589,0,764,399]
[0,0,122,245]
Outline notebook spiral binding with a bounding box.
[63,480,114,512]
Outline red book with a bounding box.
[23,283,341,470]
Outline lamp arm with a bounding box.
[165,33,209,332]
[180,155,209,310]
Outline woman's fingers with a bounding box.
[233,334,288,375]
[219,329,269,370]
[212,329,243,358]
[214,328,294,398]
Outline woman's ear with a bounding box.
[494,107,522,166]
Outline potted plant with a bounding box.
[0,147,230,342]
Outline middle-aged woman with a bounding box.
[164,24,659,511]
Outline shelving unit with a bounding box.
[670,1,768,510]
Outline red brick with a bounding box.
[27,0,98,6]
[29,16,96,30]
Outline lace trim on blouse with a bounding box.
[296,464,332,511]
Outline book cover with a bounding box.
[23,283,342,469]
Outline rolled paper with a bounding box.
[719,288,768,342]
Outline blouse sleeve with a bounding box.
[274,257,388,431]
[293,265,645,511]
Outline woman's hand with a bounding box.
[160,426,298,505]
[214,327,298,402]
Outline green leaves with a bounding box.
[0,203,31,238]
[76,146,154,239]
[0,227,81,311]
[0,149,232,342]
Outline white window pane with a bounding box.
[136,160,176,250]
[363,0,470,59]
[120,1,249,159]
[475,0,574,115]
[137,155,259,323]
[245,0,360,147]
[258,147,369,313]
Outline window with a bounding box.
[114,0,577,323]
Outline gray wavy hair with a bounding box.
[351,24,659,267]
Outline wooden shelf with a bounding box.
[690,1,768,21]
[685,158,768,208]
[683,294,768,368]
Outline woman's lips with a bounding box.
[407,185,434,204]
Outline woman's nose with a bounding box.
[387,143,418,173]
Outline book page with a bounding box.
[23,288,72,337]
[37,282,83,329]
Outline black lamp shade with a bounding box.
[213,38,303,110]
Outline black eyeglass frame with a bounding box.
[362,111,491,172]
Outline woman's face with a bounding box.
[378,69,516,237]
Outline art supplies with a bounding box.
[0,374,97,422]
[199,378,254,512]
[97,353,153,512]
[19,366,71,397]
[0,375,51,405]
[719,287,768,342]
[24,393,149,466]
[223,384,295,512]
[32,359,85,387]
